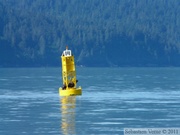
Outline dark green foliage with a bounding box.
[0,0,180,67]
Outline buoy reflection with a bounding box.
[60,96,76,135]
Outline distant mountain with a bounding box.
[0,0,180,67]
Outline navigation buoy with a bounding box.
[59,46,82,96]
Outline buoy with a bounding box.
[59,46,82,96]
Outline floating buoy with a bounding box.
[59,46,82,96]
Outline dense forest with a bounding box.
[0,0,180,67]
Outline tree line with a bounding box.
[0,0,180,67]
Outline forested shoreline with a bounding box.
[0,0,180,67]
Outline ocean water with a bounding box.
[0,67,180,135]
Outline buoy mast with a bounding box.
[59,46,82,96]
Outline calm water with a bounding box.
[0,67,180,135]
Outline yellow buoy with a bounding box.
[59,46,82,96]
